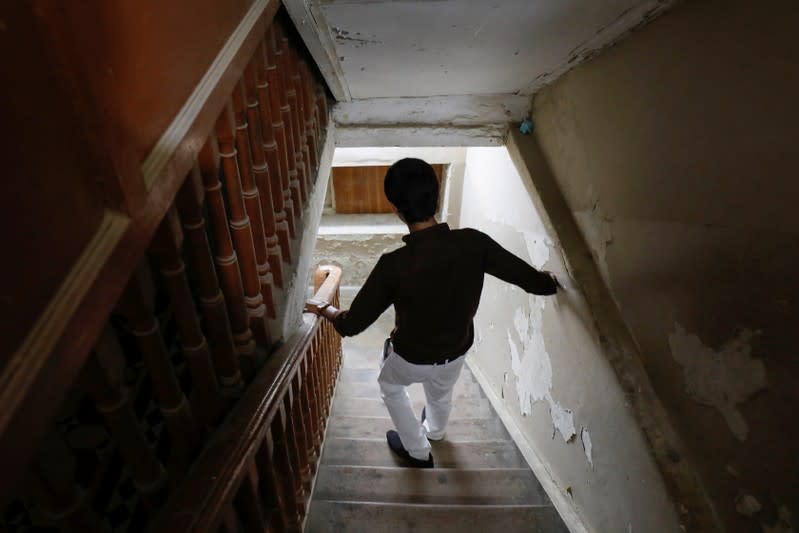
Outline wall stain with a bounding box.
[668,324,767,441]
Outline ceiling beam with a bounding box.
[332,94,529,147]
[335,125,509,148]
[282,0,351,101]
[333,94,530,127]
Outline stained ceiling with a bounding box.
[287,0,675,101]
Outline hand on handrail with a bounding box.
[304,297,343,322]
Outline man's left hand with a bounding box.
[304,298,328,315]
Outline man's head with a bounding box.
[383,158,439,224]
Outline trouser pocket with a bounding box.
[382,337,392,361]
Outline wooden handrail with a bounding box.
[153,265,343,532]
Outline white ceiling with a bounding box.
[290,0,675,101]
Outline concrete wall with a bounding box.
[532,0,799,530]
[459,146,681,533]
[311,232,403,288]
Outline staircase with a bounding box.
[305,301,569,532]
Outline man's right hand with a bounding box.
[541,271,561,294]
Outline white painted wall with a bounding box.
[459,146,680,533]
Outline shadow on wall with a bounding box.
[458,146,681,533]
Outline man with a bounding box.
[305,158,559,468]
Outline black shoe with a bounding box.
[386,430,434,468]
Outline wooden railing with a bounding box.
[1,5,333,532]
[153,265,342,532]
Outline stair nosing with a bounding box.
[310,500,556,510]
[325,436,513,444]
[317,465,533,472]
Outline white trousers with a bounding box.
[377,346,466,460]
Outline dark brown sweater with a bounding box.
[332,223,558,364]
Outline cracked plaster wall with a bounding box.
[532,0,799,530]
[459,146,680,532]
[311,232,403,287]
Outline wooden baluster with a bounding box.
[215,103,273,352]
[233,464,268,532]
[118,268,198,474]
[264,31,297,242]
[271,404,302,529]
[259,38,295,256]
[231,79,279,320]
[313,333,330,418]
[242,58,284,288]
[270,25,302,232]
[150,210,223,427]
[328,324,337,395]
[297,360,318,476]
[288,45,312,202]
[176,167,244,391]
[316,335,330,425]
[81,329,166,506]
[26,433,109,533]
[332,288,343,372]
[312,79,324,155]
[314,330,329,409]
[299,62,319,177]
[255,435,289,532]
[288,377,312,495]
[284,43,309,206]
[316,330,333,420]
[198,137,261,377]
[278,23,305,226]
[282,394,308,515]
[304,342,323,455]
[316,79,329,132]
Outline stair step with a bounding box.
[321,438,527,469]
[305,501,568,533]
[338,366,476,384]
[326,416,510,441]
[336,380,484,402]
[331,397,491,419]
[313,466,550,505]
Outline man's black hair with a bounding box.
[383,158,439,224]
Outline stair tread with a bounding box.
[305,501,569,533]
[336,380,484,402]
[331,397,491,419]
[313,465,552,505]
[321,438,527,469]
[338,366,476,384]
[326,416,511,441]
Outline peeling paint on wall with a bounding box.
[581,427,594,468]
[507,296,576,442]
[522,231,551,270]
[550,401,576,443]
[668,324,767,441]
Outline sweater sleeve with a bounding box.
[480,232,558,295]
[333,255,393,337]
